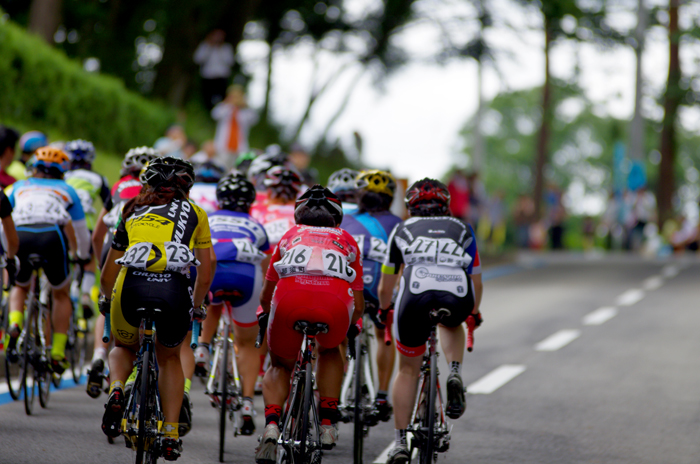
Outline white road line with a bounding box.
[467,364,526,394]
[534,329,581,352]
[662,265,679,278]
[642,276,664,291]
[615,289,645,306]
[583,307,618,326]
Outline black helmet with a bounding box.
[294,184,343,227]
[216,171,256,211]
[194,161,225,183]
[405,178,451,216]
[247,152,288,188]
[141,156,195,193]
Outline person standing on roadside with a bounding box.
[212,85,259,170]
[194,29,235,110]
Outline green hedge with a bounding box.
[0,16,174,153]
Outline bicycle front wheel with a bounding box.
[353,335,365,464]
[218,331,229,463]
[135,348,151,464]
[68,317,87,384]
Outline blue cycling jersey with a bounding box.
[209,210,270,263]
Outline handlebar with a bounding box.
[102,314,111,343]
[256,313,269,349]
[466,315,476,352]
[190,321,201,349]
[383,309,394,346]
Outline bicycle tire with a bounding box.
[68,317,87,383]
[135,347,151,464]
[38,312,51,409]
[3,302,23,400]
[353,335,364,464]
[299,361,313,462]
[420,351,438,464]
[22,314,36,415]
[218,329,229,463]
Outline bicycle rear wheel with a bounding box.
[353,335,365,464]
[299,361,313,461]
[218,331,229,463]
[419,351,438,464]
[68,317,87,383]
[3,303,23,400]
[135,348,151,464]
[22,319,36,415]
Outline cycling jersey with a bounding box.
[0,190,13,255]
[341,210,402,326]
[189,182,218,215]
[103,175,142,230]
[6,177,90,260]
[111,199,211,274]
[250,202,295,249]
[209,210,269,326]
[65,168,110,230]
[265,224,363,359]
[382,216,481,357]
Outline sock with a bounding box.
[92,347,107,364]
[81,271,96,295]
[126,365,137,387]
[243,396,254,415]
[163,422,179,440]
[184,377,192,395]
[51,333,68,360]
[9,311,23,331]
[376,390,388,401]
[265,404,282,426]
[319,396,339,426]
[109,380,124,394]
[450,361,461,375]
[395,429,407,448]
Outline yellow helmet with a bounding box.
[355,169,396,197]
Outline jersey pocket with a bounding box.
[408,264,468,297]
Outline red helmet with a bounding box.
[405,178,451,216]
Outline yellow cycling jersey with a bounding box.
[111,199,211,273]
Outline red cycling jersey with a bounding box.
[250,201,296,250]
[265,224,364,358]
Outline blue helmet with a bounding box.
[64,139,96,165]
[19,131,48,154]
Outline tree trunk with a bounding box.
[28,0,62,43]
[657,0,681,226]
[261,42,275,123]
[533,17,552,221]
[472,57,485,172]
[628,0,646,161]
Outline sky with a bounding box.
[236,0,698,215]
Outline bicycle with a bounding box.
[405,309,476,464]
[339,315,378,464]
[66,264,89,384]
[1,253,24,401]
[204,300,244,463]
[103,307,199,464]
[256,314,325,464]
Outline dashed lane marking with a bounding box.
[661,265,679,278]
[642,276,664,291]
[615,289,645,307]
[467,364,526,394]
[534,329,581,352]
[583,307,618,326]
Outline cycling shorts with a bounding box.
[393,267,474,357]
[16,223,71,288]
[210,261,261,327]
[268,276,354,359]
[110,267,193,348]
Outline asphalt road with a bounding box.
[1,254,699,464]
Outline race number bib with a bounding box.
[408,265,468,297]
[232,238,265,263]
[403,237,471,268]
[265,219,291,245]
[163,241,198,272]
[367,237,387,262]
[321,249,356,282]
[116,242,153,269]
[13,195,71,226]
[274,245,312,277]
[436,238,472,268]
[404,238,440,265]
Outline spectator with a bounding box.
[212,85,259,170]
[627,185,656,251]
[447,170,469,220]
[0,125,19,188]
[545,183,566,249]
[154,124,187,159]
[189,140,217,165]
[467,171,486,228]
[194,29,235,110]
[513,194,535,248]
[288,143,318,185]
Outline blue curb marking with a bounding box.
[0,374,87,406]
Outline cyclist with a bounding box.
[64,139,111,314]
[189,161,225,214]
[233,150,259,177]
[340,169,402,421]
[250,165,303,250]
[378,178,483,464]
[328,168,359,214]
[4,147,91,373]
[100,157,213,461]
[87,147,158,398]
[246,151,289,205]
[195,172,269,435]
[7,131,48,181]
[255,185,365,463]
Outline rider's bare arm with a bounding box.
[193,247,213,308]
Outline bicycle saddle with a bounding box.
[27,254,43,268]
[293,320,329,335]
[429,308,452,325]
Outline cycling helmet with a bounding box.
[216,172,256,211]
[328,168,359,194]
[356,169,396,197]
[141,156,195,193]
[247,152,288,188]
[19,131,48,154]
[264,165,303,193]
[235,150,259,174]
[295,184,343,227]
[405,178,451,216]
[64,139,96,165]
[121,146,159,177]
[194,161,225,183]
[33,146,70,175]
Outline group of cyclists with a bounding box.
[0,126,483,464]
